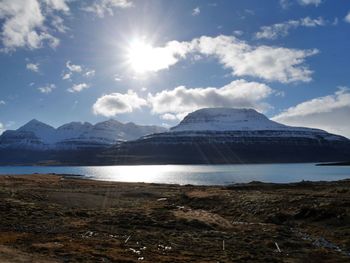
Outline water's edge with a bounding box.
[1,163,350,185]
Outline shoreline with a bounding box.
[1,160,348,166]
[316,161,350,166]
[2,172,350,187]
[1,174,350,262]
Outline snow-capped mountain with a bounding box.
[1,108,349,165]
[0,119,167,150]
[167,108,342,141]
[171,108,314,132]
[104,108,350,164]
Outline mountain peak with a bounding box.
[171,107,287,132]
[96,119,122,126]
[185,108,266,119]
[19,119,55,132]
[57,121,93,130]
[107,119,122,123]
[27,118,43,125]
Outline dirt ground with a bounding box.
[0,174,350,262]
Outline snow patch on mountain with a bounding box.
[171,108,322,132]
[0,119,167,150]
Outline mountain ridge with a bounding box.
[1,108,349,165]
[0,119,167,150]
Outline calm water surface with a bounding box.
[0,164,349,185]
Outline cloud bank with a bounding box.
[298,0,322,6]
[82,0,133,17]
[280,0,322,9]
[92,82,350,138]
[128,35,318,83]
[273,88,350,138]
[93,80,274,120]
[0,0,69,52]
[256,17,326,40]
[148,79,273,120]
[93,90,147,117]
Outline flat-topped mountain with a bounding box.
[171,108,318,132]
[0,119,166,150]
[102,108,350,164]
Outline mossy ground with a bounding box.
[0,174,349,262]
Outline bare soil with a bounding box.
[0,174,350,262]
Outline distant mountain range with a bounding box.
[0,119,166,150]
[0,119,166,165]
[1,108,349,165]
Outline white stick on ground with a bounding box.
[125,235,131,244]
[275,242,281,253]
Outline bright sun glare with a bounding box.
[127,40,154,74]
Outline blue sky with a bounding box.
[0,0,350,137]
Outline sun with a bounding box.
[126,39,154,74]
[125,38,174,75]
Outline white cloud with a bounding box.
[93,90,147,117]
[63,61,95,80]
[345,12,350,23]
[192,35,318,83]
[82,0,133,17]
[298,0,322,6]
[127,40,192,74]
[114,76,122,81]
[0,100,5,105]
[85,70,95,77]
[62,72,71,80]
[68,83,89,93]
[66,61,82,73]
[0,122,5,135]
[42,0,69,12]
[161,123,171,128]
[280,0,322,9]
[192,7,200,16]
[273,87,350,138]
[332,18,339,26]
[233,30,244,36]
[38,84,55,93]
[161,113,178,121]
[279,0,291,9]
[126,35,317,83]
[26,63,39,72]
[51,15,69,33]
[300,17,326,27]
[256,17,326,40]
[148,79,273,119]
[0,0,69,52]
[92,80,276,119]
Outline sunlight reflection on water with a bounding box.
[0,164,350,185]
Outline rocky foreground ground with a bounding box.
[0,174,350,262]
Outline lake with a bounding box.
[0,163,350,185]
